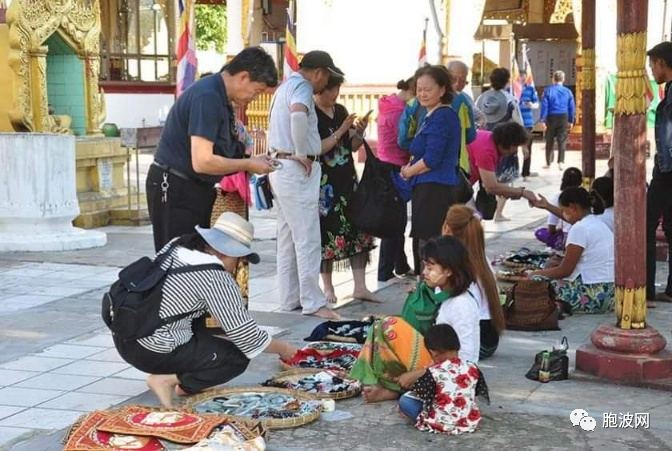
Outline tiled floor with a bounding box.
[0,263,119,313]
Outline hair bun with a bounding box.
[397,79,410,90]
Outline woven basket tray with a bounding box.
[496,270,528,283]
[185,387,321,430]
[502,260,539,270]
[267,369,361,400]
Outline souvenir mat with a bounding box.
[261,368,361,400]
[186,387,322,430]
[305,342,362,353]
[62,410,164,451]
[280,345,361,371]
[96,406,227,444]
[496,269,528,283]
[303,318,373,344]
[181,421,267,451]
[502,248,551,270]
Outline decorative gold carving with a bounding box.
[550,0,574,23]
[246,92,273,131]
[614,32,649,116]
[242,0,251,47]
[544,0,558,23]
[582,49,596,90]
[615,285,647,330]
[482,0,530,24]
[6,0,103,134]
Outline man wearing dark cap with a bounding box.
[268,50,343,319]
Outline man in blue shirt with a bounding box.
[518,70,539,179]
[148,47,278,252]
[540,70,576,170]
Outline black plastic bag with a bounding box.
[348,141,406,238]
[525,337,570,382]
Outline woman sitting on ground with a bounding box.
[442,205,505,359]
[113,213,297,407]
[534,176,614,233]
[590,176,614,232]
[349,236,480,403]
[534,167,583,251]
[397,324,482,435]
[529,188,615,314]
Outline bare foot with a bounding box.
[147,374,179,407]
[494,216,511,222]
[647,300,657,309]
[362,385,399,403]
[306,306,341,320]
[325,290,338,304]
[352,289,383,303]
[656,292,672,303]
[175,385,188,397]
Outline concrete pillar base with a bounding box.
[575,324,672,385]
[0,133,107,252]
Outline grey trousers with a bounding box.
[545,113,569,165]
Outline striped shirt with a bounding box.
[137,243,271,358]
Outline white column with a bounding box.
[0,133,106,251]
[226,0,244,57]
[444,0,486,62]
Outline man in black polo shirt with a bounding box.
[147,47,278,251]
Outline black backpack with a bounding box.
[101,250,223,341]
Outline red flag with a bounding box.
[418,26,427,67]
[511,57,522,99]
[523,50,535,87]
[283,6,299,80]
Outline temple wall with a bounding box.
[0,24,13,132]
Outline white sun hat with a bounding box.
[195,212,260,264]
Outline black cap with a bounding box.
[299,50,345,76]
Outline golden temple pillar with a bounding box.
[27,46,49,133]
[82,55,104,136]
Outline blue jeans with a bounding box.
[398,392,423,419]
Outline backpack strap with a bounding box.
[155,263,226,328]
[168,263,225,275]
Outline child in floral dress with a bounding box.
[397,324,483,435]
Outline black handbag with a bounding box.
[525,337,570,382]
[475,188,497,220]
[457,168,474,204]
[348,140,406,239]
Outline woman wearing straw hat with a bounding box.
[113,212,297,407]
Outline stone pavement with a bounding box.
[2,151,672,450]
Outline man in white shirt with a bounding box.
[268,51,343,319]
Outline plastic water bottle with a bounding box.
[539,351,551,383]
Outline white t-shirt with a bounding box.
[435,283,481,364]
[565,214,615,284]
[267,72,321,156]
[548,192,572,233]
[598,207,614,232]
[474,263,498,320]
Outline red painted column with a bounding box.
[581,0,596,183]
[612,0,648,330]
[574,0,672,388]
